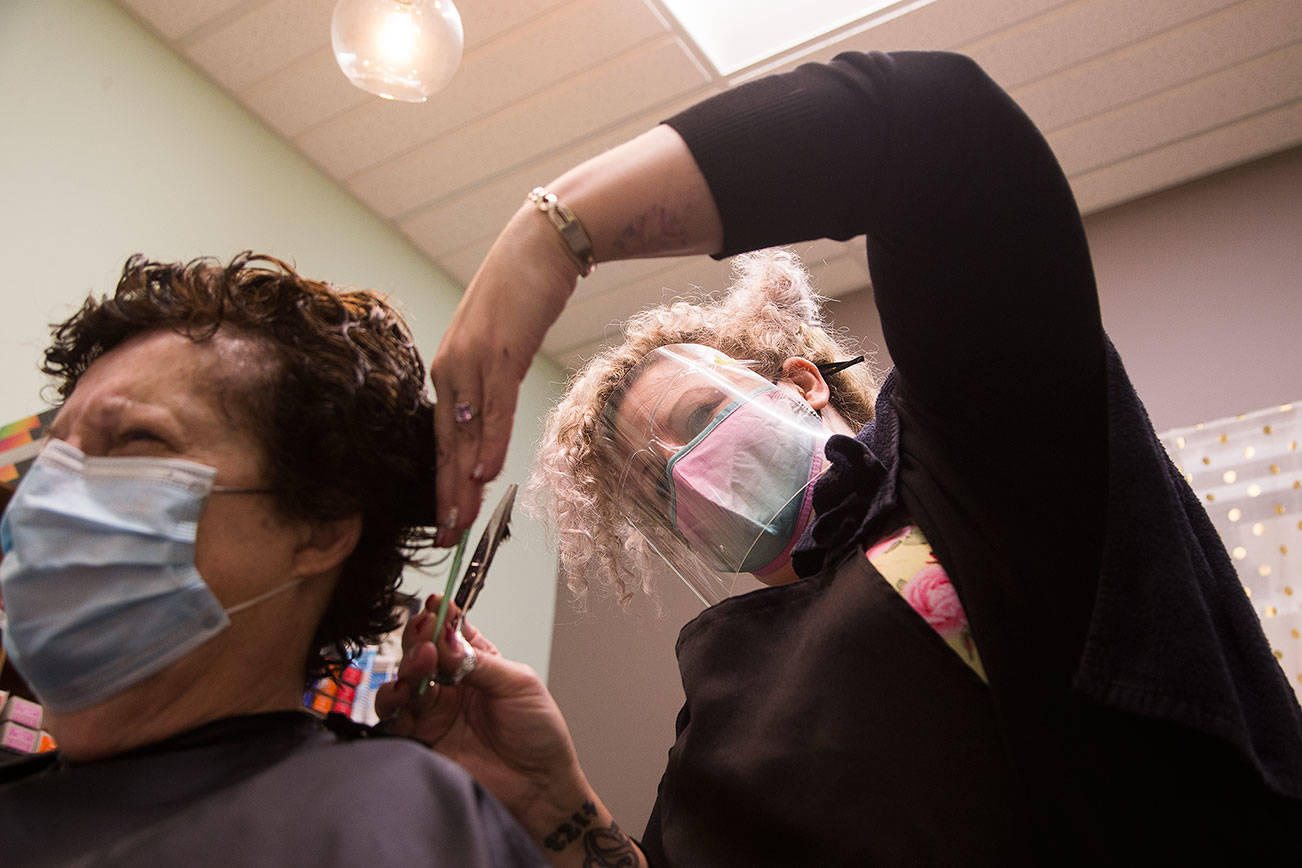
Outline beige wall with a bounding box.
[0,0,565,677]
[546,143,1302,832]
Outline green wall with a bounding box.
[0,0,564,677]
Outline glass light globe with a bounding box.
[332,0,464,102]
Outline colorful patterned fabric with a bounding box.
[0,409,57,485]
[866,524,986,681]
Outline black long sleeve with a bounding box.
[662,50,1301,862]
[666,47,1108,736]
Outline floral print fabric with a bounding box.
[865,525,986,682]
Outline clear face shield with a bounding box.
[598,344,831,606]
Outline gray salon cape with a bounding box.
[0,711,545,867]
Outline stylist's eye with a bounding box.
[684,405,715,439]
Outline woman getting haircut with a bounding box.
[383,51,1302,865]
[0,254,544,867]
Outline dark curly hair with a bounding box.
[42,252,438,681]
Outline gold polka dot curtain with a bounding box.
[1160,402,1301,700]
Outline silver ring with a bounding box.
[431,634,479,686]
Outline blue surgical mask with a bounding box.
[0,439,294,713]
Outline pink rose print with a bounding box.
[903,565,966,637]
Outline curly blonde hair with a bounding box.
[529,249,880,607]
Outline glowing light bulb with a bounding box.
[332,0,463,103]
[377,10,418,62]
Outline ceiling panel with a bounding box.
[114,0,1302,370]
[1073,99,1302,213]
[118,0,250,40]
[547,255,736,351]
[1013,0,1298,133]
[343,37,710,216]
[241,47,374,137]
[185,0,333,93]
[399,92,714,262]
[964,0,1233,89]
[294,0,669,181]
[1047,42,1302,175]
[459,0,570,50]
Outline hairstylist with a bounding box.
[409,51,1302,865]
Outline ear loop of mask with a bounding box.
[203,485,310,617]
[224,572,314,616]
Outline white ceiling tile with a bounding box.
[459,0,570,49]
[185,0,334,93]
[295,0,671,180]
[545,257,734,354]
[399,91,714,259]
[544,250,868,368]
[962,0,1234,90]
[568,259,686,305]
[241,47,372,137]
[118,0,254,40]
[1015,0,1301,135]
[1071,100,1302,214]
[345,37,711,217]
[1048,42,1302,177]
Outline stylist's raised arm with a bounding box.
[431,126,723,543]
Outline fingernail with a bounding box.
[444,617,458,645]
[471,462,486,482]
[414,613,431,634]
[425,594,440,611]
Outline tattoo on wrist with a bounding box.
[612,205,688,256]
[583,823,638,867]
[543,801,639,866]
[543,801,597,851]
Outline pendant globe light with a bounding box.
[332,0,464,102]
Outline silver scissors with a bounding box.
[420,483,517,693]
[452,482,516,616]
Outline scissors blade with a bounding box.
[453,483,516,613]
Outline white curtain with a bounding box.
[1160,402,1301,701]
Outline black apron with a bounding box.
[641,553,1034,867]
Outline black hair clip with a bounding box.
[815,356,865,377]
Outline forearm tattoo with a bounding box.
[543,801,640,867]
[612,205,689,257]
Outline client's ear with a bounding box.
[780,357,831,411]
[292,514,363,578]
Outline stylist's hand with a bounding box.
[431,126,723,540]
[375,596,595,843]
[431,207,582,544]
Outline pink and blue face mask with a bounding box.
[666,385,824,575]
